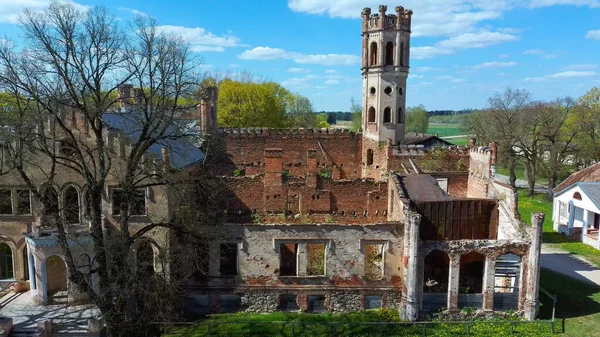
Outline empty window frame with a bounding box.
[278,295,299,311]
[279,243,298,276]
[219,243,238,276]
[307,243,326,276]
[16,190,31,215]
[0,190,12,215]
[383,107,391,123]
[365,295,382,310]
[367,107,376,123]
[307,295,327,313]
[365,243,384,280]
[385,41,394,66]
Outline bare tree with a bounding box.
[0,2,221,336]
[486,88,530,188]
[516,102,544,196]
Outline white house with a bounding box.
[553,162,600,249]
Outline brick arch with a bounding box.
[130,237,163,274]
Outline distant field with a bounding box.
[445,136,470,146]
[427,123,461,137]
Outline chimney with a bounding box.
[469,137,477,148]
[161,147,171,169]
[131,88,143,105]
[490,142,498,165]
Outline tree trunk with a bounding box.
[526,162,536,197]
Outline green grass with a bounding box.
[539,268,600,337]
[516,189,600,268]
[496,162,550,186]
[426,123,461,137]
[164,310,553,336]
[446,136,470,146]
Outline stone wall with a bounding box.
[467,147,492,198]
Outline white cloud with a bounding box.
[498,53,510,58]
[281,74,318,87]
[586,30,600,40]
[118,7,148,16]
[414,66,443,72]
[229,64,241,68]
[409,74,424,79]
[324,79,340,85]
[325,69,337,74]
[565,64,597,70]
[238,46,360,66]
[525,70,597,81]
[469,61,517,69]
[0,0,89,23]
[530,0,600,8]
[451,78,467,83]
[288,67,310,73]
[158,25,241,53]
[435,75,454,80]
[412,31,519,59]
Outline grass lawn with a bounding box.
[496,162,550,186]
[539,268,600,337]
[517,189,600,268]
[426,123,461,137]
[445,136,470,146]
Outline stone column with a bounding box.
[482,256,496,311]
[400,213,420,321]
[567,201,575,230]
[27,246,36,290]
[524,212,544,321]
[583,208,589,236]
[447,254,460,310]
[297,243,308,277]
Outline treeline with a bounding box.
[461,87,600,195]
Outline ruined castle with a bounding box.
[0,4,543,322]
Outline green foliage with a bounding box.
[163,309,554,337]
[233,169,245,177]
[316,113,330,128]
[406,104,430,133]
[349,97,362,132]
[427,123,461,137]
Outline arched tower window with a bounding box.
[367,107,376,123]
[369,42,378,66]
[400,42,405,67]
[385,42,394,66]
[383,107,391,123]
[41,186,59,221]
[398,108,405,123]
[367,149,374,166]
[64,186,80,224]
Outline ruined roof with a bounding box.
[401,174,452,203]
[401,133,454,147]
[555,162,600,193]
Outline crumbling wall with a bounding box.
[467,147,492,198]
[489,181,527,241]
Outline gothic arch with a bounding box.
[62,184,81,224]
[385,41,394,65]
[369,42,378,66]
[367,107,376,123]
[383,107,391,123]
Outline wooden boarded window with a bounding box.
[368,107,376,123]
[307,243,325,276]
[365,243,384,280]
[279,243,297,276]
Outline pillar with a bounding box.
[482,256,496,311]
[40,258,48,304]
[297,243,308,277]
[583,208,589,235]
[27,246,36,290]
[447,254,460,310]
[524,212,544,321]
[400,213,420,321]
[567,201,575,230]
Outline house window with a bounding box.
[219,243,238,276]
[112,189,146,216]
[41,187,59,219]
[219,295,241,313]
[573,192,582,201]
[16,190,31,215]
[307,243,325,276]
[64,186,80,224]
[0,190,12,215]
[365,295,382,309]
[59,139,77,157]
[278,295,299,311]
[365,243,384,280]
[279,243,297,276]
[192,243,209,279]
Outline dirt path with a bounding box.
[541,244,600,287]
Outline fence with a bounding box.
[160,320,557,337]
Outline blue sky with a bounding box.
[2,0,600,111]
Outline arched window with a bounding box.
[398,108,405,123]
[424,250,449,293]
[41,186,59,221]
[459,252,485,296]
[385,41,394,66]
[0,243,13,279]
[383,107,391,123]
[367,149,374,166]
[59,139,76,157]
[367,107,376,123]
[400,42,405,66]
[573,192,582,200]
[64,186,80,224]
[369,42,378,66]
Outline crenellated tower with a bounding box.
[361,5,412,179]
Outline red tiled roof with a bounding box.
[555,162,600,193]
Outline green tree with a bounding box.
[576,87,600,163]
[217,80,289,128]
[286,92,316,128]
[316,113,330,128]
[350,97,362,132]
[405,104,430,133]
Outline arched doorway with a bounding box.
[494,253,522,310]
[459,252,485,308]
[423,250,449,312]
[46,255,67,303]
[136,241,155,279]
[0,243,13,279]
